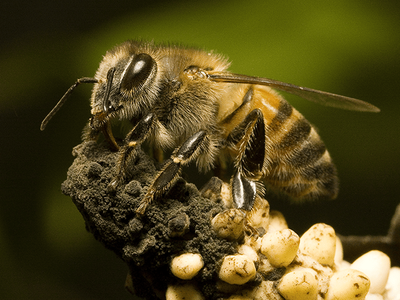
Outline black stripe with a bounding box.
[269,99,293,131]
[302,161,337,181]
[289,140,326,168]
[278,117,311,150]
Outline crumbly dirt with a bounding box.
[61,141,239,300]
[60,141,400,299]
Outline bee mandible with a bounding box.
[41,40,379,214]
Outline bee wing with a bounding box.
[207,72,380,113]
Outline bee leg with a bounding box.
[232,170,258,211]
[228,109,265,211]
[136,131,208,215]
[102,120,120,151]
[108,112,156,191]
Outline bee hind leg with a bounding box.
[231,170,258,211]
[136,131,209,215]
[228,109,266,211]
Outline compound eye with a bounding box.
[120,53,156,91]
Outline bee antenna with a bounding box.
[40,77,98,131]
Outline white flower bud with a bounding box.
[219,254,256,285]
[325,269,370,300]
[211,209,245,240]
[170,253,204,280]
[261,228,299,267]
[277,269,318,300]
[299,223,336,266]
[351,250,390,295]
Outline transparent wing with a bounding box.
[207,72,380,112]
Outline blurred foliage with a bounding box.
[1,0,399,299]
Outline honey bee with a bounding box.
[41,40,379,214]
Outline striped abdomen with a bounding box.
[255,86,339,201]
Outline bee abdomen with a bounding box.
[265,105,339,201]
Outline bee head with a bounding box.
[90,52,158,129]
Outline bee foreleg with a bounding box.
[108,112,156,191]
[227,109,266,210]
[136,131,208,215]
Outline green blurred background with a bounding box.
[1,0,399,299]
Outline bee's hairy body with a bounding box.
[42,40,378,213]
